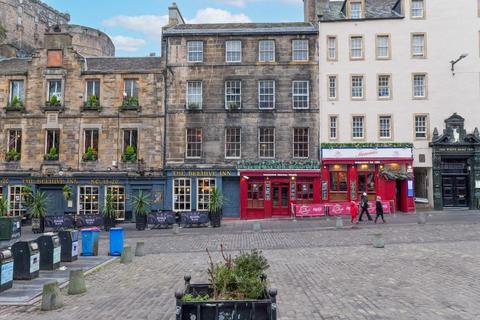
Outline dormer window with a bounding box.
[411,0,425,19]
[350,1,363,19]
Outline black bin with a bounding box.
[58,230,79,262]
[37,234,61,271]
[11,241,40,280]
[0,249,14,292]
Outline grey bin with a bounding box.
[0,249,14,292]
[11,241,40,280]
[37,234,61,271]
[59,230,79,262]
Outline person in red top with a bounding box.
[350,200,359,224]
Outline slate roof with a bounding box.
[163,22,318,37]
[0,58,30,75]
[320,0,403,22]
[84,57,163,74]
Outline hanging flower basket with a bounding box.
[378,167,413,181]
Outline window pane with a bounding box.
[10,80,24,102]
[351,37,363,58]
[292,81,309,109]
[226,41,241,62]
[293,128,309,158]
[378,75,390,98]
[292,40,308,61]
[376,36,389,58]
[187,41,203,63]
[225,128,241,158]
[328,76,337,99]
[330,116,337,139]
[352,116,364,138]
[87,80,101,99]
[350,2,362,19]
[186,128,202,158]
[197,178,216,211]
[411,0,424,17]
[48,80,62,101]
[259,128,275,158]
[413,75,426,97]
[174,178,191,211]
[259,80,275,109]
[351,76,364,98]
[225,80,241,109]
[327,37,337,60]
[78,186,100,215]
[415,116,427,138]
[379,116,391,138]
[259,40,275,62]
[187,81,203,109]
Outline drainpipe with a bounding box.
[163,39,169,172]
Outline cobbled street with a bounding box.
[1,212,480,320]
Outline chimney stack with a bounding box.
[168,2,185,26]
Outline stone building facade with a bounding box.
[0,31,165,220]
[0,0,114,58]
[162,4,320,219]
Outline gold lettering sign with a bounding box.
[172,170,233,177]
[22,178,78,185]
[90,179,121,185]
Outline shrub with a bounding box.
[10,96,24,109]
[44,147,59,161]
[85,95,99,108]
[5,149,20,162]
[122,96,139,108]
[82,146,98,162]
[122,145,137,162]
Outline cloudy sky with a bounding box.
[42,0,304,57]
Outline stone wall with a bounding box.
[164,33,319,168]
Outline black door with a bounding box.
[442,176,469,207]
[40,187,65,216]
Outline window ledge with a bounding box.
[42,105,64,112]
[5,106,25,112]
[120,105,141,112]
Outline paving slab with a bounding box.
[0,256,115,305]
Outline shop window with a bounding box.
[330,165,347,192]
[9,185,26,216]
[197,178,215,211]
[259,127,275,159]
[186,128,202,158]
[225,127,241,159]
[45,129,60,158]
[78,186,100,215]
[174,178,191,212]
[247,183,264,208]
[357,164,375,193]
[296,183,314,204]
[106,186,125,220]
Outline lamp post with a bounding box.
[450,53,468,76]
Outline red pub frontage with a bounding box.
[239,169,322,220]
[321,146,415,213]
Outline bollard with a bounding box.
[135,242,145,257]
[417,212,426,225]
[252,221,262,232]
[68,269,87,295]
[372,233,385,248]
[335,216,343,229]
[120,246,133,264]
[41,281,64,311]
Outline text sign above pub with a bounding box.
[322,148,413,160]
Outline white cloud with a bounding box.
[103,15,168,38]
[110,35,146,52]
[216,0,302,8]
[188,8,251,23]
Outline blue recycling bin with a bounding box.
[109,227,124,256]
[81,228,100,256]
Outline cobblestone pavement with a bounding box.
[1,215,480,320]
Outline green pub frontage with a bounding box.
[0,174,167,221]
[431,114,480,210]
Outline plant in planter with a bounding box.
[8,96,24,109]
[208,188,225,228]
[175,246,277,320]
[28,191,49,234]
[63,185,72,201]
[82,147,98,162]
[84,95,100,109]
[131,190,151,231]
[103,192,117,231]
[46,95,61,108]
[227,102,240,112]
[187,102,200,110]
[44,147,59,161]
[0,198,21,241]
[122,145,137,163]
[5,149,20,162]
[122,96,139,109]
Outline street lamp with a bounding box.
[450,53,468,75]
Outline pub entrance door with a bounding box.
[272,183,290,216]
[442,175,469,207]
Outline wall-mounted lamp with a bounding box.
[450,53,468,75]
[243,176,250,180]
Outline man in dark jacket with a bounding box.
[375,196,386,224]
[359,192,372,222]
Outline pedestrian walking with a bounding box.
[358,192,373,222]
[350,200,359,224]
[374,196,386,224]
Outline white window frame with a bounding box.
[7,129,22,153]
[292,80,309,109]
[225,40,242,63]
[187,41,204,63]
[376,35,390,59]
[259,40,275,62]
[411,0,425,19]
[350,2,363,19]
[350,36,364,60]
[258,127,275,159]
[327,36,337,61]
[186,128,202,159]
[225,127,242,159]
[123,129,138,155]
[197,178,216,211]
[411,33,426,58]
[328,75,338,100]
[83,129,99,154]
[105,186,126,220]
[329,115,338,140]
[9,185,26,217]
[77,186,100,215]
[377,75,391,99]
[352,116,365,139]
[379,116,392,140]
[293,128,310,159]
[258,80,275,109]
[415,115,428,139]
[186,81,203,110]
[351,75,364,99]
[86,79,101,100]
[173,178,191,212]
[45,129,60,155]
[225,80,242,110]
[292,39,309,61]
[124,79,138,98]
[9,80,25,103]
[413,74,427,99]
[47,79,62,102]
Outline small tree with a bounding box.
[131,190,151,216]
[103,192,117,220]
[45,147,59,161]
[29,191,48,219]
[82,146,98,162]
[122,145,137,162]
[0,198,9,217]
[10,96,24,108]
[63,185,72,201]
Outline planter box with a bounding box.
[0,216,21,241]
[175,276,278,320]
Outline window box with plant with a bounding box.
[6,96,25,112]
[186,102,202,112]
[44,147,59,161]
[5,149,20,162]
[44,95,62,110]
[131,190,151,231]
[82,147,98,162]
[121,96,140,111]
[103,192,117,231]
[122,145,137,163]
[0,198,21,241]
[175,247,278,320]
[226,102,241,112]
[82,95,101,111]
